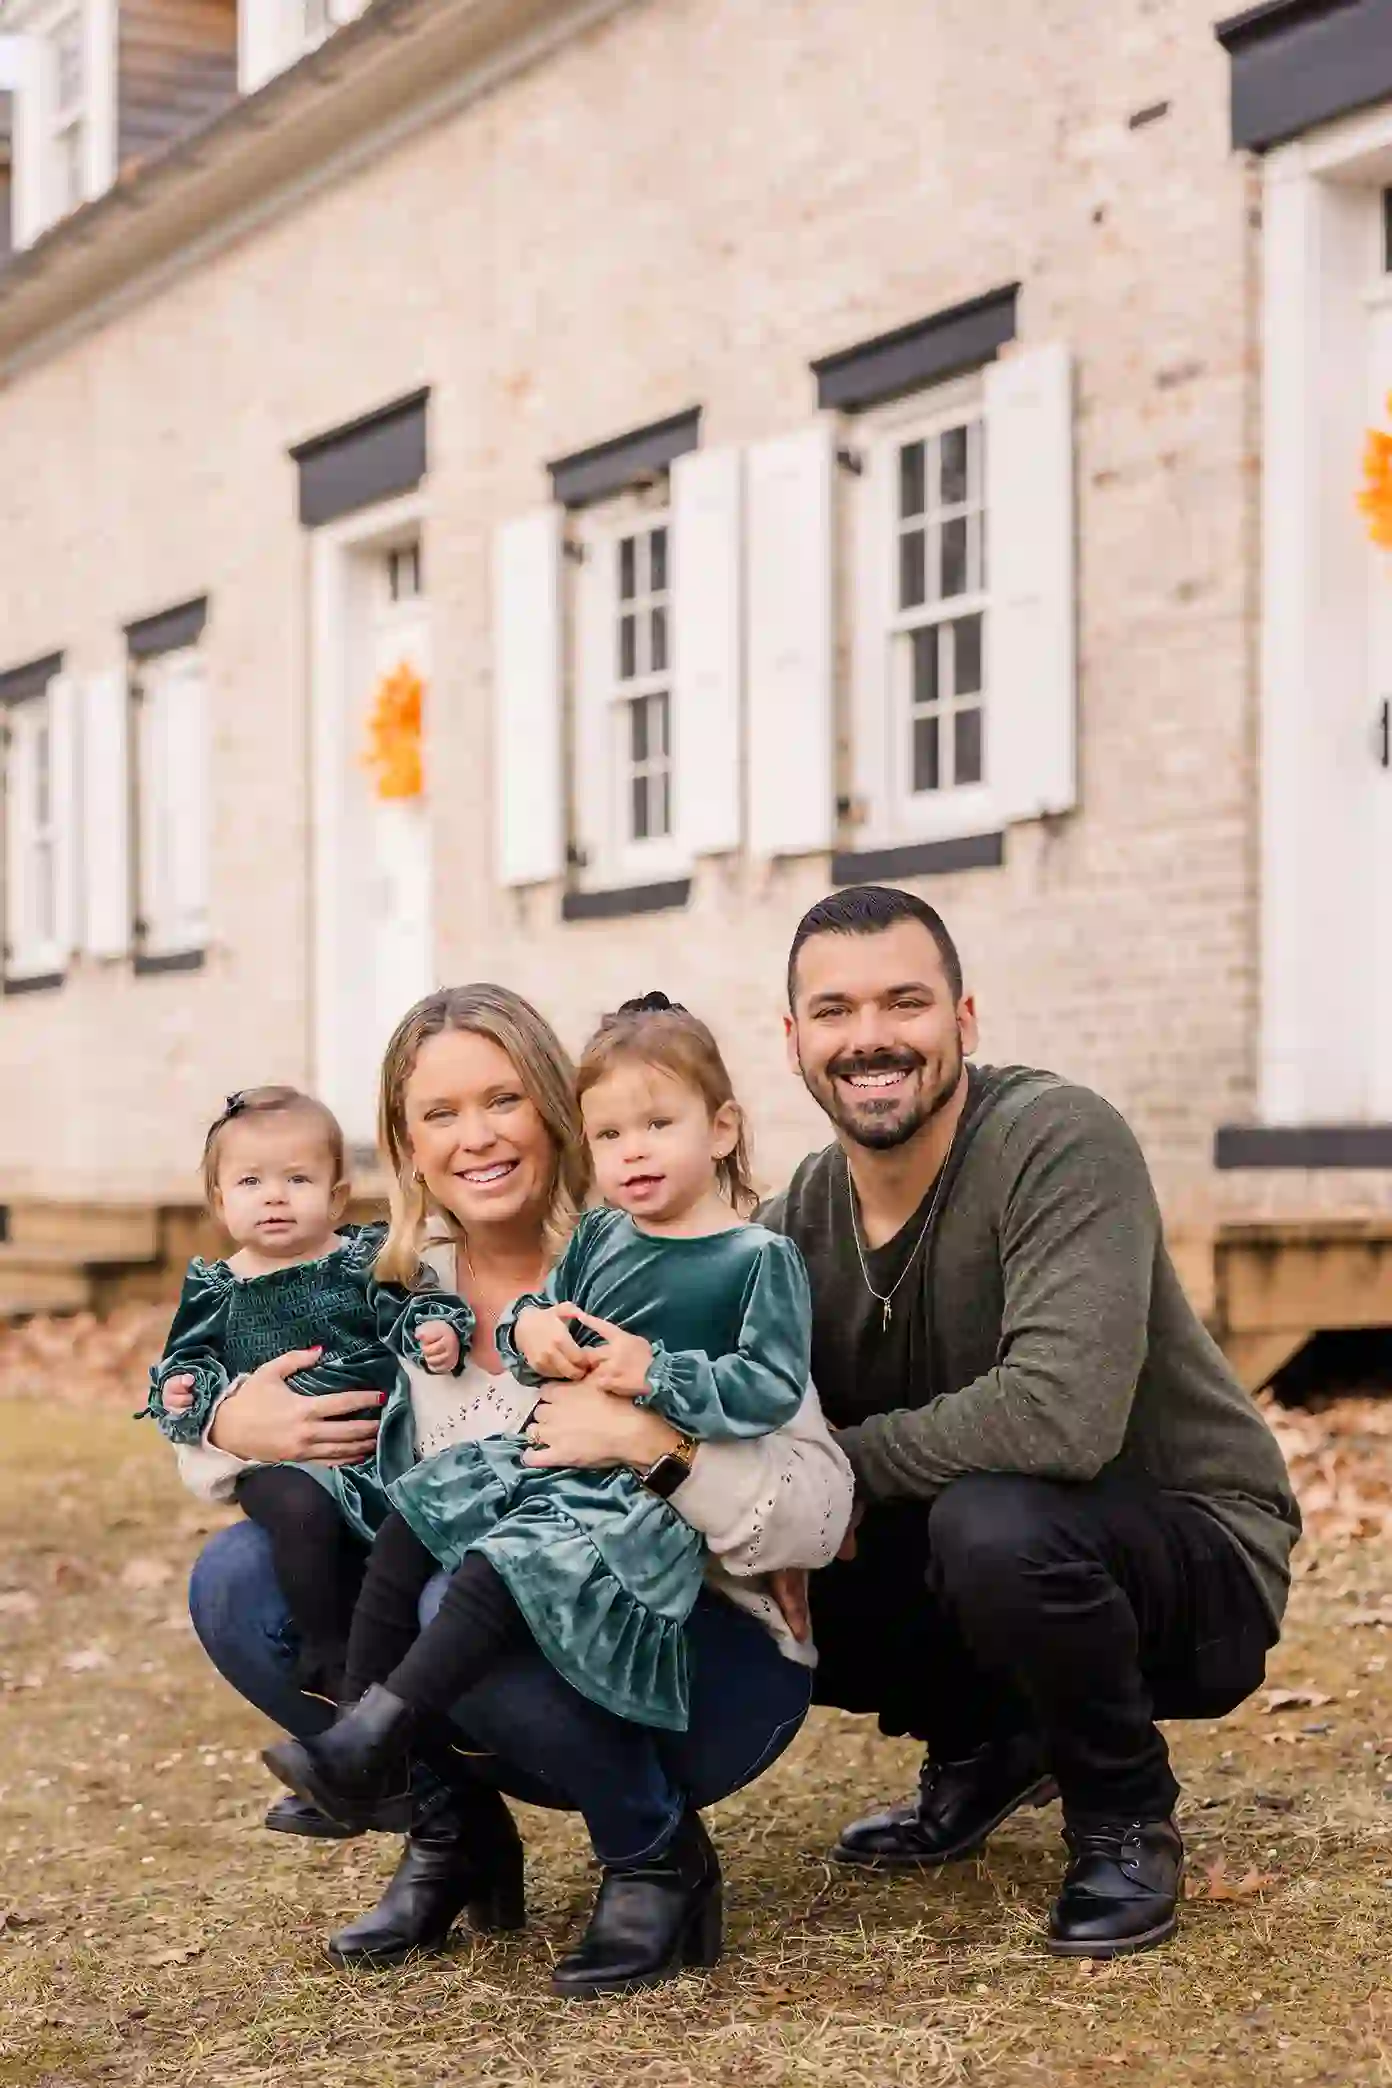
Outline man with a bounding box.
[763,885,1299,1958]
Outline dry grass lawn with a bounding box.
[2,1392,1390,2088]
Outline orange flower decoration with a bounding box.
[1359,394,1392,549]
[362,661,424,800]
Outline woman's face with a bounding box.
[402,1028,557,1242]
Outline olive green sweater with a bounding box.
[761,1065,1300,1627]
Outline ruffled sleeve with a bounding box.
[640,1234,811,1441]
[354,1226,475,1377]
[136,1261,234,1446]
[495,1210,606,1386]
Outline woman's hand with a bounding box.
[560,1309,655,1400]
[206,1349,385,1466]
[520,1377,680,1472]
[417,1320,461,1374]
[514,1304,592,1382]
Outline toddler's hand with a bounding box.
[417,1320,461,1374]
[161,1374,197,1414]
[514,1304,591,1382]
[564,1311,655,1401]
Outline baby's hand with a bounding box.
[161,1374,197,1414]
[566,1313,655,1402]
[417,1320,461,1375]
[513,1304,591,1382]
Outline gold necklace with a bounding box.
[845,1122,959,1332]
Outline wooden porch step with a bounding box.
[0,1201,160,1262]
[0,1248,94,1317]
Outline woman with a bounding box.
[180,985,853,1996]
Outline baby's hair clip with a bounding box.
[223,1091,248,1119]
[618,991,686,1016]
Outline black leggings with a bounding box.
[344,1510,533,1720]
[235,1466,365,1698]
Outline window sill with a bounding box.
[2,970,66,997]
[832,831,1004,885]
[134,948,207,977]
[562,878,692,923]
[1215,1124,1392,1169]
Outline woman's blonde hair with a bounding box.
[374,984,591,1284]
[575,992,758,1217]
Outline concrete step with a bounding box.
[0,1248,94,1317]
[0,1201,160,1262]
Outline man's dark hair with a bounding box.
[787,885,964,1007]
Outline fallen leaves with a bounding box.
[60,1646,111,1673]
[119,1557,175,1592]
[1199,1857,1282,1903]
[144,1943,204,1968]
[1258,1394,1392,1544]
[1262,1687,1333,1713]
[0,1589,39,1619]
[1346,1608,1392,1628]
[0,1907,39,1935]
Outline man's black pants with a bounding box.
[809,1470,1278,1821]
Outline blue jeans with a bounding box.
[189,1520,812,1865]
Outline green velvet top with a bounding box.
[137,1224,474,1541]
[390,1208,812,1731]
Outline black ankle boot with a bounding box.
[832,1733,1057,1869]
[550,1811,722,2000]
[1046,1816,1184,1958]
[264,1792,362,1840]
[262,1685,415,1831]
[324,1784,526,1968]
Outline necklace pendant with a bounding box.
[882,1298,892,1332]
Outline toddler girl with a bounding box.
[262,995,811,1829]
[140,1085,473,1698]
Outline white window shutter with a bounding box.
[746,421,836,857]
[48,674,80,962]
[849,435,894,832]
[83,0,119,201]
[81,668,131,959]
[162,655,210,953]
[983,343,1077,823]
[670,446,742,856]
[238,0,284,91]
[3,707,38,977]
[5,33,48,249]
[493,507,564,887]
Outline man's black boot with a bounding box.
[1046,1816,1184,1957]
[550,1810,722,1999]
[324,1785,526,1968]
[262,1684,415,1831]
[832,1733,1057,1868]
[263,1792,362,1840]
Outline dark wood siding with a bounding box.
[118,0,238,173]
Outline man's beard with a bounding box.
[799,1037,964,1152]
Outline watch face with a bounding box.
[644,1452,687,1500]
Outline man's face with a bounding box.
[785,920,977,1151]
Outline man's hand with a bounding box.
[767,1568,811,1644]
[417,1320,461,1375]
[161,1373,196,1415]
[560,1309,655,1400]
[207,1350,384,1465]
[514,1304,592,1382]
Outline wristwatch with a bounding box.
[640,1431,698,1500]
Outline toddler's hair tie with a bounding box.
[223,1092,248,1119]
[617,991,686,1016]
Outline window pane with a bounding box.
[653,770,672,839]
[35,839,55,942]
[940,516,968,599]
[629,697,649,762]
[912,714,940,794]
[649,526,668,594]
[54,15,83,106]
[654,691,670,757]
[619,536,637,601]
[954,706,983,787]
[899,528,926,610]
[619,615,636,681]
[35,722,51,826]
[58,125,84,211]
[939,426,969,507]
[650,604,668,674]
[899,440,926,520]
[909,625,938,713]
[632,774,650,841]
[953,613,983,696]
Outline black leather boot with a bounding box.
[550,1810,722,2000]
[1046,1816,1184,1957]
[264,1792,362,1840]
[832,1734,1057,1868]
[324,1784,526,1968]
[262,1685,415,1831]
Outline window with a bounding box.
[615,522,672,844]
[134,646,209,967]
[893,420,987,798]
[386,542,422,603]
[48,4,84,215]
[1,668,75,986]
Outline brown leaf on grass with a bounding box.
[60,1646,111,1673]
[0,1908,38,1933]
[1200,1857,1281,1902]
[119,1557,174,1592]
[1347,1609,1392,1628]
[1262,1687,1333,1713]
[0,1590,39,1619]
[50,1556,96,1594]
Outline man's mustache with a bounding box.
[826,1050,925,1083]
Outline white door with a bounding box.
[1364,290,1392,1119]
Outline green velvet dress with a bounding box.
[389,1209,812,1732]
[138,1223,474,1543]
